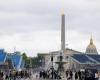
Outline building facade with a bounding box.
[37,37,100,71]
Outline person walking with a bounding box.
[95,72,99,80]
[75,72,78,80]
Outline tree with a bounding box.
[22,53,28,68]
[22,53,27,60]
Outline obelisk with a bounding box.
[61,12,65,53]
[55,12,67,79]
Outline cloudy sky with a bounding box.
[0,0,100,56]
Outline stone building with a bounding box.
[37,37,100,71]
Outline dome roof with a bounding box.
[86,37,98,54]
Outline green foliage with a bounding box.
[22,53,27,61]
[21,53,45,68]
[31,56,45,68]
[22,53,29,68]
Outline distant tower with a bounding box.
[86,36,98,54]
[61,12,65,53]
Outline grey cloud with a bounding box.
[0,0,100,56]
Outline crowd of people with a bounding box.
[39,68,61,79]
[0,69,100,80]
[66,70,100,80]
[66,70,89,80]
[38,69,100,80]
[0,70,32,80]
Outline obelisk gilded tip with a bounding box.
[61,9,65,15]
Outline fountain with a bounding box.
[55,51,67,79]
